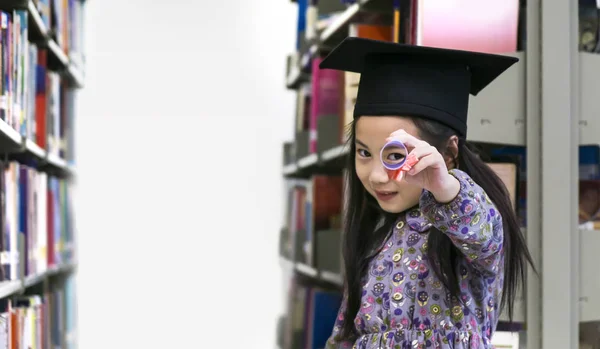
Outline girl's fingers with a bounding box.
[407,153,442,176]
[393,144,437,172]
[405,145,437,164]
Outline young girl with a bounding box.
[319,38,535,348]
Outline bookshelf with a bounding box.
[278,0,600,349]
[0,0,83,347]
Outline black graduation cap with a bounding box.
[318,37,519,137]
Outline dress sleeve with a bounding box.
[325,292,355,349]
[419,169,504,275]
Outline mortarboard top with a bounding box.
[318,37,519,137]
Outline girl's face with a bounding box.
[354,116,423,213]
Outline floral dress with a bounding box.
[326,169,505,349]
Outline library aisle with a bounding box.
[0,0,83,347]
[277,1,600,349]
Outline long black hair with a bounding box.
[338,116,535,341]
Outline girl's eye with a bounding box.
[357,149,371,158]
[387,153,405,162]
[381,144,407,165]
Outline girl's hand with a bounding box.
[386,129,460,203]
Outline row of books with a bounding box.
[1,161,75,283]
[296,0,600,59]
[47,0,84,64]
[279,280,342,349]
[281,174,345,272]
[26,0,84,61]
[1,7,77,164]
[295,0,526,51]
[0,274,76,349]
[293,0,347,52]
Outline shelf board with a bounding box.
[321,144,349,162]
[297,153,318,168]
[320,2,360,46]
[282,163,298,175]
[302,45,317,67]
[319,0,393,49]
[25,139,45,159]
[42,153,75,179]
[47,153,67,168]
[0,120,74,179]
[0,120,24,152]
[283,153,319,176]
[48,39,69,66]
[24,262,76,288]
[1,0,28,9]
[285,46,316,89]
[0,262,76,300]
[27,0,46,38]
[279,257,295,270]
[281,256,344,287]
[285,69,303,89]
[283,143,348,177]
[23,272,46,288]
[321,270,343,286]
[295,263,318,278]
[0,281,23,299]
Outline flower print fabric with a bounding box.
[326,169,504,349]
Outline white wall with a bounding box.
[76,0,297,347]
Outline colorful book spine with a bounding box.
[0,161,75,282]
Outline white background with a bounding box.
[76,0,297,347]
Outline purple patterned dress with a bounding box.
[326,169,505,349]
